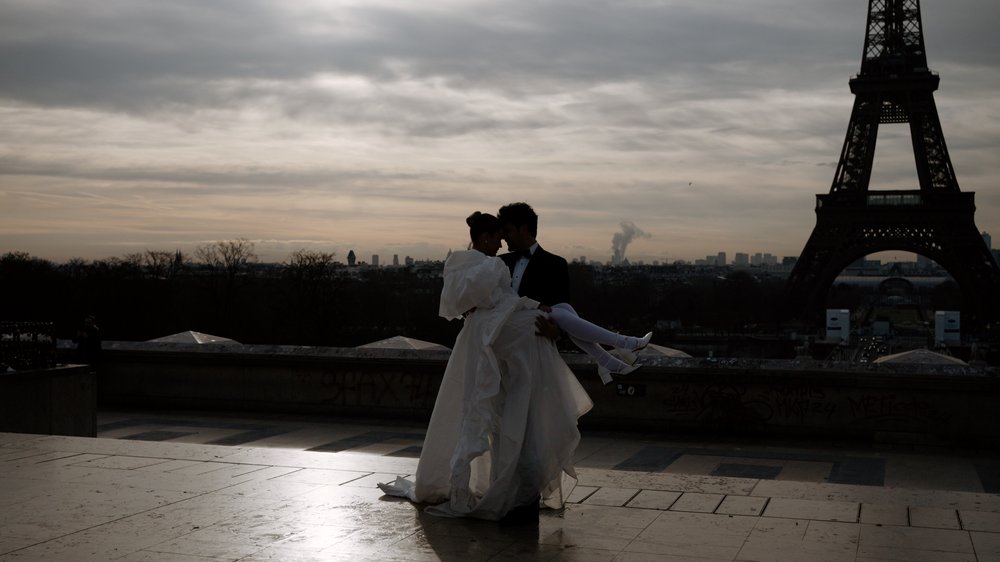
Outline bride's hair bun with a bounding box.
[466,210,500,243]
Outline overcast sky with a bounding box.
[1,0,998,264]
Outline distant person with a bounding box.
[73,315,102,366]
[498,202,651,382]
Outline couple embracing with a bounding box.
[378,202,651,523]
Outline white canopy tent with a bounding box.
[148,331,239,345]
[873,348,967,366]
[357,336,450,352]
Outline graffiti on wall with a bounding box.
[314,369,440,409]
[657,381,952,431]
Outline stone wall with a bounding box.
[88,341,1000,446]
[0,364,96,437]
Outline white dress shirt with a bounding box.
[510,242,538,294]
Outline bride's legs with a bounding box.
[567,334,631,374]
[549,304,647,382]
[549,304,651,352]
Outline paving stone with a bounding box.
[749,517,808,541]
[581,486,640,507]
[628,511,756,560]
[716,495,768,516]
[959,509,1000,532]
[856,545,979,561]
[859,524,975,554]
[668,492,724,513]
[626,489,681,510]
[860,502,908,526]
[909,506,961,529]
[803,520,861,546]
[970,531,1000,558]
[566,484,598,503]
[762,497,859,522]
[737,537,857,562]
[69,455,174,470]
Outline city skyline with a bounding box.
[1,1,998,264]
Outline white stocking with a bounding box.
[549,303,632,372]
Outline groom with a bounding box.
[496,201,569,524]
[497,202,570,308]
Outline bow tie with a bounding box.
[512,249,533,260]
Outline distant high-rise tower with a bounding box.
[717,252,727,266]
[347,250,356,266]
[393,254,400,267]
[371,254,380,267]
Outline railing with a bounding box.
[867,192,923,206]
[0,321,57,371]
[816,190,975,211]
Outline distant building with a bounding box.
[393,254,399,267]
[751,253,762,266]
[734,253,749,267]
[763,253,777,266]
[935,311,961,345]
[405,256,414,266]
[826,309,850,344]
[782,256,797,266]
[371,254,380,267]
[347,250,356,266]
[716,252,726,266]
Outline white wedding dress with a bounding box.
[378,249,593,519]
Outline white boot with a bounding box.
[597,362,640,385]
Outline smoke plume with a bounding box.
[611,221,650,265]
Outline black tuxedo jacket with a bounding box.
[500,245,570,306]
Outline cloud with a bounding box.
[1,0,998,263]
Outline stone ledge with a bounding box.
[55,340,1000,445]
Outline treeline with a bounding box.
[0,241,453,347]
[12,240,960,349]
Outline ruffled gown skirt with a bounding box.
[379,308,593,520]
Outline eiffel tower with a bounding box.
[786,0,1000,324]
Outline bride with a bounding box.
[379,211,653,520]
[378,211,594,520]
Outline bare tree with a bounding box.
[0,251,53,276]
[195,238,258,282]
[143,250,186,279]
[285,249,336,282]
[62,257,89,280]
[122,252,145,272]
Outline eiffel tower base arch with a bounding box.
[786,192,1000,327]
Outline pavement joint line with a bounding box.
[1,469,265,558]
[623,488,643,507]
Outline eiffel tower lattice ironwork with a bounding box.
[786,0,1000,323]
